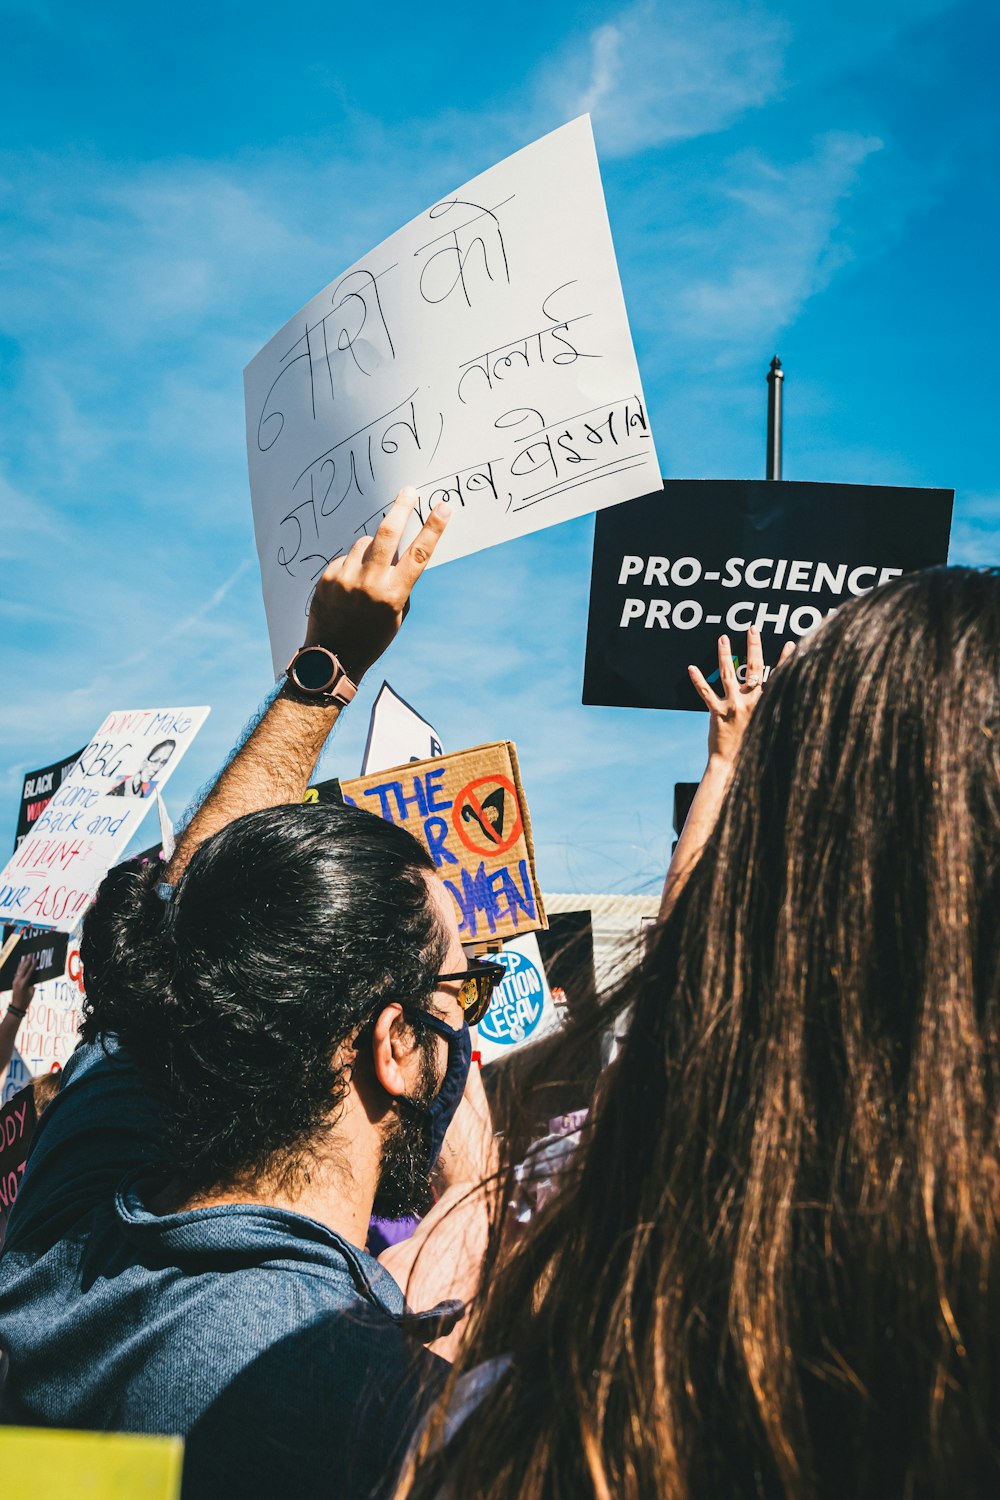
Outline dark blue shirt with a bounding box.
[0,1038,446,1498]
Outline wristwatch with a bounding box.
[284,646,358,706]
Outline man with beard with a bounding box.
[0,491,498,1499]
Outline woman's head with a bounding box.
[642,563,1000,1493]
[80,800,451,1194]
[720,563,1000,969]
[405,567,1000,1500]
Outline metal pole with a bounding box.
[766,355,784,480]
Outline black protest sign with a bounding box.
[583,480,953,712]
[14,748,85,851]
[671,781,699,853]
[0,1085,38,1228]
[128,845,168,868]
[535,910,598,1010]
[302,778,343,806]
[1,926,70,989]
[673,783,698,836]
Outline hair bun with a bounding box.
[79,857,175,1054]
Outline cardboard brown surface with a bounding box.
[341,742,546,945]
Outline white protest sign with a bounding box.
[155,789,176,862]
[360,682,444,775]
[1,1053,32,1105]
[0,706,209,933]
[1,950,85,1102]
[474,931,561,1065]
[245,115,661,675]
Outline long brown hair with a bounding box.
[402,567,1000,1499]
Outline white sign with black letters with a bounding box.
[245,115,660,675]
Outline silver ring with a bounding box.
[745,673,761,688]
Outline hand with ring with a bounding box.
[688,627,795,766]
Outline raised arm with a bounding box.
[166,489,450,881]
[0,953,36,1089]
[659,627,793,921]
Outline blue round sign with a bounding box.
[477,947,547,1047]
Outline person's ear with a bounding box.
[370,1003,422,1098]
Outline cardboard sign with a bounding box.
[14,748,84,851]
[341,743,545,944]
[0,706,209,933]
[0,1084,37,1224]
[583,480,954,711]
[0,1428,183,1499]
[361,682,444,775]
[474,931,560,1063]
[245,115,660,676]
[302,777,343,807]
[0,926,69,988]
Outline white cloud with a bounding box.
[107,559,256,674]
[546,0,790,156]
[0,468,67,558]
[3,161,311,344]
[610,126,884,406]
[0,0,990,886]
[672,131,883,348]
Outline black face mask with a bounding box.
[401,1009,473,1172]
[370,1008,472,1220]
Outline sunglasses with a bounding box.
[437,959,506,1027]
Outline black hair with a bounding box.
[401,566,1000,1500]
[80,801,448,1192]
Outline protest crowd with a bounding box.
[0,478,997,1498]
[0,99,996,1500]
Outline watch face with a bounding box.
[294,648,337,692]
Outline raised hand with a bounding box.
[164,489,451,882]
[659,629,794,920]
[304,488,451,681]
[687,627,795,765]
[11,953,37,1016]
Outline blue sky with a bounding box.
[1,0,996,897]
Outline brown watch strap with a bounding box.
[284,646,359,706]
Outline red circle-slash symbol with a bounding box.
[452,775,523,857]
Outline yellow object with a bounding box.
[0,930,21,972]
[0,1427,183,1497]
